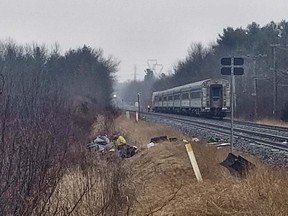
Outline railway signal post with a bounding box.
[137,92,141,118]
[221,57,244,153]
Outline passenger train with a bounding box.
[151,79,230,118]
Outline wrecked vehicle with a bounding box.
[87,135,114,152]
[87,135,138,158]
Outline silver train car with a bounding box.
[152,79,230,118]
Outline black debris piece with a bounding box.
[220,153,256,177]
[150,136,168,143]
[169,137,177,142]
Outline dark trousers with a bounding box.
[117,144,136,158]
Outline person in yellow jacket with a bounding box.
[115,135,127,146]
[112,133,138,158]
[112,133,127,157]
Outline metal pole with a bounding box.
[233,74,236,114]
[230,58,234,153]
[273,46,276,117]
[271,45,279,117]
[137,93,140,118]
[253,58,258,119]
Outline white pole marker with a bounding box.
[185,143,203,182]
[126,111,130,119]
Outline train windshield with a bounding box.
[211,86,222,100]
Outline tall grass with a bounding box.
[114,116,288,216]
[7,113,286,215]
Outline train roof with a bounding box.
[152,79,228,95]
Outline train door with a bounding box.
[210,85,222,108]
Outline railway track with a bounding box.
[223,118,288,133]
[141,111,288,152]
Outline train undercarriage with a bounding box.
[152,107,227,119]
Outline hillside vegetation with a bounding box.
[0,41,118,215]
[42,115,288,215]
[119,20,288,120]
[116,116,288,215]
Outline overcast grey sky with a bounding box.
[0,0,287,82]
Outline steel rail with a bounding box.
[141,111,288,136]
[223,118,288,133]
[142,111,288,151]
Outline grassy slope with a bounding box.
[116,116,288,216]
[48,115,288,215]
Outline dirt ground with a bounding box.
[115,115,288,216]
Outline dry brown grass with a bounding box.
[114,115,288,216]
[43,153,130,216]
[256,118,288,128]
[45,115,288,216]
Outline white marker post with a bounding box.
[185,143,203,182]
[126,111,130,119]
[135,101,139,122]
[135,112,139,122]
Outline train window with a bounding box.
[191,92,201,98]
[213,90,220,97]
[182,92,189,99]
[154,96,158,101]
[174,94,180,100]
[163,96,167,101]
[168,95,173,100]
[159,97,162,101]
[212,87,221,98]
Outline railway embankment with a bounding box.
[44,114,288,215]
[111,115,288,215]
[144,112,288,167]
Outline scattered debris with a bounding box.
[206,137,230,148]
[150,136,168,143]
[87,135,139,158]
[182,139,189,143]
[220,153,255,177]
[169,137,178,142]
[87,135,113,152]
[207,142,218,145]
[147,137,178,149]
[216,143,231,149]
[117,145,138,158]
[147,142,155,148]
[208,137,219,143]
[191,138,200,142]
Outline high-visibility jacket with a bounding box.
[115,135,126,146]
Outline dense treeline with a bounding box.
[0,41,119,214]
[117,68,156,107]
[120,20,288,119]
